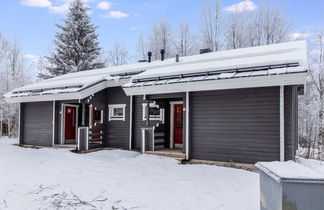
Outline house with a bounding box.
[4,41,307,164]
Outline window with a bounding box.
[89,105,103,128]
[108,104,126,121]
[142,102,164,122]
[93,109,103,124]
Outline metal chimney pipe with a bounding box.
[147,51,152,63]
[160,49,165,61]
[175,54,179,62]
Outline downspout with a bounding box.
[146,96,150,127]
[18,103,22,145]
[81,103,86,126]
[60,103,64,145]
[185,91,190,160]
[280,86,285,161]
[129,95,133,150]
[52,101,56,147]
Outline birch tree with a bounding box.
[0,38,28,137]
[200,0,222,51]
[135,33,147,60]
[0,33,9,137]
[106,42,129,66]
[148,20,174,60]
[222,2,290,49]
[246,3,290,46]
[225,12,247,49]
[174,22,198,56]
[308,32,324,160]
[299,80,320,159]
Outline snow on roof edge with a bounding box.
[5,41,307,100]
[131,41,307,80]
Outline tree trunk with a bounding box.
[319,94,324,160]
[0,111,2,137]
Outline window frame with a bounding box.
[89,105,104,128]
[93,109,103,125]
[108,104,126,121]
[142,102,165,123]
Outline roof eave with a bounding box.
[123,72,307,96]
[5,79,129,103]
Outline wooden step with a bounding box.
[145,151,185,159]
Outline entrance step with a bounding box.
[145,150,185,159]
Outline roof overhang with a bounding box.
[123,72,307,96]
[5,79,128,103]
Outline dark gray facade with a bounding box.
[20,101,53,146]
[105,87,130,149]
[189,86,297,164]
[20,87,131,149]
[132,93,185,151]
[19,85,298,164]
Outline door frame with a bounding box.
[60,103,79,145]
[169,101,183,149]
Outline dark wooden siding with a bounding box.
[22,101,53,146]
[284,86,298,160]
[190,86,297,164]
[105,87,130,149]
[132,95,145,150]
[82,89,107,129]
[54,101,60,144]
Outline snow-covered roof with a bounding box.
[123,41,307,95]
[4,41,307,103]
[130,40,307,81]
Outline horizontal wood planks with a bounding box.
[190,86,297,164]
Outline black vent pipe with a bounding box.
[147,51,152,63]
[160,49,165,61]
[176,54,179,62]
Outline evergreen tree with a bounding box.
[42,0,104,78]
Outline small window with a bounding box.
[89,105,103,128]
[93,109,103,124]
[108,104,126,121]
[142,102,164,122]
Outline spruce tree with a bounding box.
[43,0,104,78]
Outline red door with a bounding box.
[65,106,76,143]
[174,104,183,145]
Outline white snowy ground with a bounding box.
[0,137,260,210]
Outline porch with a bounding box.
[73,92,189,159]
[54,100,105,150]
[132,92,189,159]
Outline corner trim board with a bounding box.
[129,96,133,150]
[185,92,189,160]
[18,103,22,145]
[52,101,55,147]
[280,86,285,161]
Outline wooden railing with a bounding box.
[88,129,104,149]
[77,127,104,151]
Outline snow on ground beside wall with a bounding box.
[0,137,259,210]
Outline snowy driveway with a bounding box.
[0,138,259,210]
